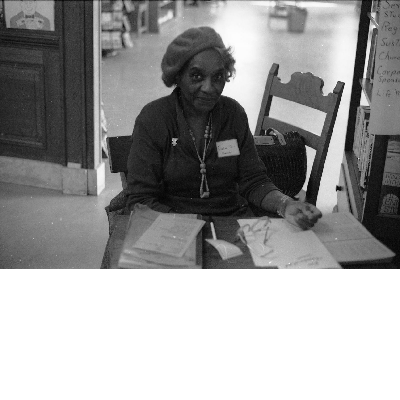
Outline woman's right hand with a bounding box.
[283,199,322,230]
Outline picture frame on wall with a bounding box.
[3,0,55,31]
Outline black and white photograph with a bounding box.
[4,0,54,31]
[0,2,399,397]
[1,0,398,269]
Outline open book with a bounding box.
[118,205,204,269]
[238,212,395,267]
[237,219,341,269]
[311,212,395,265]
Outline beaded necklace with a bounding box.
[184,114,213,199]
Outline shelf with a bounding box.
[344,151,364,220]
[362,135,390,227]
[340,1,400,266]
[360,78,373,105]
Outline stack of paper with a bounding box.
[118,205,204,268]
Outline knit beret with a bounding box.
[161,26,226,87]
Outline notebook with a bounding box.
[118,205,204,269]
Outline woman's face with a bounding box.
[177,48,226,115]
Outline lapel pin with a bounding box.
[172,138,178,147]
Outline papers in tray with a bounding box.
[118,205,204,269]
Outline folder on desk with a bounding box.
[118,205,204,269]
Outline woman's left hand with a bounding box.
[284,200,322,230]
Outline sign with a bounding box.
[369,0,400,136]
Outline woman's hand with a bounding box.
[284,200,322,230]
[260,191,322,229]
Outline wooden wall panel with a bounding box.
[0,62,46,149]
[0,1,102,181]
[0,45,64,164]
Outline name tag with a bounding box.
[216,139,240,158]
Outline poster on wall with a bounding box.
[4,0,54,31]
[369,0,400,136]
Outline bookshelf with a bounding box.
[101,0,135,53]
[337,0,400,264]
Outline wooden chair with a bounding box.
[106,135,132,190]
[105,135,132,235]
[254,63,345,205]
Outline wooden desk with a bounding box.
[101,215,395,269]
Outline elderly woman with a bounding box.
[126,26,321,229]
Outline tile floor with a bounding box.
[0,1,360,268]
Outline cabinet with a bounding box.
[337,1,400,264]
[148,0,183,33]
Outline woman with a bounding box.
[126,26,321,229]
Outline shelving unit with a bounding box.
[101,0,124,52]
[148,0,182,33]
[101,0,134,54]
[337,1,400,265]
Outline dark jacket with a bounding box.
[126,88,278,216]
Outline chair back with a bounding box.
[254,63,344,205]
[106,135,132,189]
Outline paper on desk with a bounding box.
[237,219,341,269]
[133,213,205,258]
[119,244,198,268]
[311,212,371,242]
[274,231,341,269]
[311,212,395,264]
[118,205,203,268]
[205,239,243,260]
